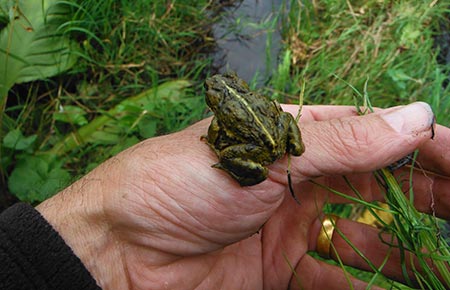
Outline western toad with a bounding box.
[203,72,305,186]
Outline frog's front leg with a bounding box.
[213,144,268,186]
[201,117,221,154]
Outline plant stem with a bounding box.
[45,80,191,156]
[375,168,450,289]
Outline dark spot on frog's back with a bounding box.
[203,72,305,186]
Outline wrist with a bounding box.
[36,173,128,289]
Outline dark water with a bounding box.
[212,0,285,85]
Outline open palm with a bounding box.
[39,103,449,290]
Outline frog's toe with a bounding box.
[288,141,305,156]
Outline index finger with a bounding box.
[282,104,398,123]
[282,105,360,122]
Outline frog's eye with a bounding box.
[236,79,249,91]
[205,91,222,108]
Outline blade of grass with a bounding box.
[310,180,396,213]
[375,168,450,289]
[282,251,304,290]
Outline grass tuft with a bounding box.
[279,0,450,125]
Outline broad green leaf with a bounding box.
[47,80,192,156]
[0,12,7,30]
[90,130,120,144]
[8,155,71,202]
[3,128,37,150]
[387,69,412,82]
[0,0,77,100]
[138,117,158,138]
[110,136,139,156]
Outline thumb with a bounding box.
[296,102,435,178]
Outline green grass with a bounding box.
[273,1,450,288]
[5,0,447,203]
[271,0,450,125]
[1,0,449,287]
[1,0,221,202]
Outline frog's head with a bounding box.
[204,72,249,111]
[204,75,226,110]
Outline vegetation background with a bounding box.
[1,0,449,289]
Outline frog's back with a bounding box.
[218,91,282,149]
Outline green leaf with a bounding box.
[8,155,71,202]
[387,69,412,82]
[0,0,77,100]
[3,129,37,150]
[400,23,421,48]
[90,130,120,144]
[46,80,192,156]
[53,105,88,126]
[138,117,158,138]
[110,136,139,156]
[387,69,409,90]
[0,13,7,30]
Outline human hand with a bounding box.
[37,102,447,289]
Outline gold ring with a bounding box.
[316,214,339,258]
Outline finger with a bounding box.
[282,104,393,122]
[310,170,450,220]
[282,105,360,122]
[316,173,382,204]
[325,219,446,287]
[416,124,450,176]
[289,102,435,179]
[293,171,450,220]
[291,254,383,290]
[299,151,450,218]
[394,170,450,220]
[329,219,408,282]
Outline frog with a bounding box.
[202,71,305,186]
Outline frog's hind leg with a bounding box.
[283,112,305,156]
[213,160,267,186]
[213,144,268,186]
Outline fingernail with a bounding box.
[380,102,434,134]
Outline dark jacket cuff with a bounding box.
[0,203,101,290]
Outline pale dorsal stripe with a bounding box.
[222,80,275,146]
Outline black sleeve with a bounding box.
[0,203,101,290]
